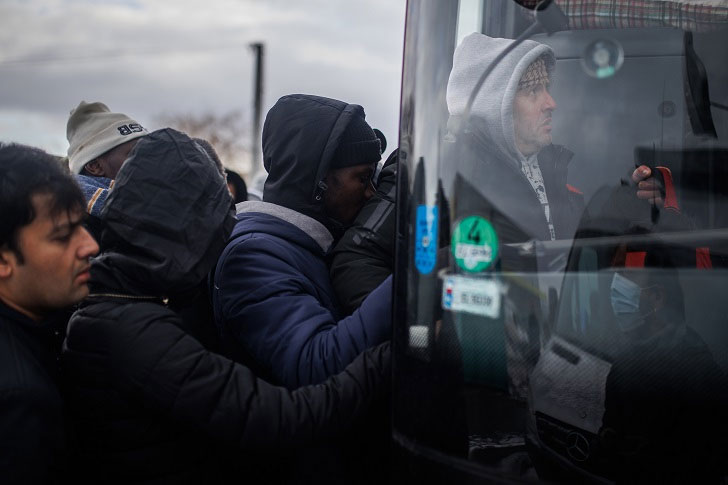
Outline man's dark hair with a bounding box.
[0,143,85,262]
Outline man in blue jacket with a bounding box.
[212,94,392,389]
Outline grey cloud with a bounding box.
[0,0,405,158]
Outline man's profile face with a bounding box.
[513,82,556,157]
[85,138,139,179]
[323,162,376,226]
[0,193,99,320]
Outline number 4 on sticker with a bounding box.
[452,216,498,273]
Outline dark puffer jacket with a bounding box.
[212,95,392,389]
[62,129,390,484]
[447,136,584,248]
[0,302,68,485]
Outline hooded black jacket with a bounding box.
[62,129,390,484]
[0,302,68,484]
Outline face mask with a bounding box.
[610,272,646,332]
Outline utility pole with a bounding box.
[249,42,265,178]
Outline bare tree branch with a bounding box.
[155,110,251,174]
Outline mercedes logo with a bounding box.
[566,431,590,462]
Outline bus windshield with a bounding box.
[394,0,728,482]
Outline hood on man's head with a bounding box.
[261,94,380,224]
[446,33,554,164]
[95,128,235,295]
[66,101,148,174]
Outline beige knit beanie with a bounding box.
[518,56,550,92]
[66,101,148,174]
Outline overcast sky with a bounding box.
[0,0,406,174]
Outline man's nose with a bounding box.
[543,91,556,111]
[78,227,100,259]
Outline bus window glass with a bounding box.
[395,0,728,482]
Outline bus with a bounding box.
[393,0,728,482]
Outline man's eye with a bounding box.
[53,224,82,243]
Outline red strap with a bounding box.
[625,251,646,268]
[566,184,583,195]
[696,247,713,270]
[656,166,679,212]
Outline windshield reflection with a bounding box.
[395,0,728,482]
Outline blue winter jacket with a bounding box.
[212,201,392,389]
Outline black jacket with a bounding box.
[62,129,391,484]
[448,135,584,248]
[65,297,390,484]
[0,301,68,484]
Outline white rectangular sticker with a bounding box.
[442,275,501,318]
[454,243,493,264]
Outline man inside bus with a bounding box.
[598,235,726,482]
[446,33,664,244]
[445,33,670,407]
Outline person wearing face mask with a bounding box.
[601,243,728,483]
[609,270,678,339]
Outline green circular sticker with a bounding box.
[451,216,498,272]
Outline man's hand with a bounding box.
[632,165,664,206]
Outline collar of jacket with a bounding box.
[0,299,68,367]
[236,200,334,253]
[0,298,68,331]
[537,144,574,184]
[462,127,573,180]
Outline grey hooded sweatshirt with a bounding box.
[445,33,581,243]
[447,33,555,168]
[444,35,584,406]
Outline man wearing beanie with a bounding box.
[446,34,582,243]
[66,101,148,240]
[446,33,664,243]
[212,94,390,390]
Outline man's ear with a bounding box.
[84,159,105,177]
[0,248,16,279]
